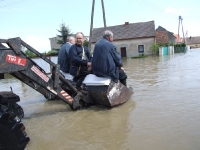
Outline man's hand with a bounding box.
[120,67,125,72]
[87,62,92,71]
[87,62,91,67]
[87,66,92,71]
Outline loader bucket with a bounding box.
[85,81,133,107]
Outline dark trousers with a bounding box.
[95,69,127,86]
[73,66,92,87]
[119,69,127,86]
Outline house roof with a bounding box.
[0,43,6,48]
[185,36,200,45]
[156,26,167,31]
[156,26,175,36]
[91,20,155,43]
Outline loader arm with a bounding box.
[0,37,87,110]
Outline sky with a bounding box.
[1,0,200,53]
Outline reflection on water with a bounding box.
[1,49,200,150]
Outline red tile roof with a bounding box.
[174,34,182,43]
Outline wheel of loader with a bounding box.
[0,104,30,150]
[5,103,24,119]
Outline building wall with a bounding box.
[156,31,168,44]
[91,37,155,57]
[49,36,89,50]
[187,44,200,48]
[49,37,62,50]
[167,32,176,44]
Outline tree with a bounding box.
[83,40,89,47]
[57,22,72,45]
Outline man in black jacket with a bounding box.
[69,32,92,88]
[92,30,127,86]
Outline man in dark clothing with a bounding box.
[58,36,75,73]
[92,30,127,86]
[69,32,92,88]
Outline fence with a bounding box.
[159,46,187,56]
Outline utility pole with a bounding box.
[178,16,185,43]
[88,0,95,50]
[101,0,107,31]
[181,17,185,43]
[88,0,107,50]
[178,16,180,42]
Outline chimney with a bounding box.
[125,22,129,25]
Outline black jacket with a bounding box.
[92,38,123,82]
[57,42,72,73]
[69,44,92,67]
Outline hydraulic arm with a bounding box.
[0,37,89,110]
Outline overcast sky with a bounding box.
[1,0,199,52]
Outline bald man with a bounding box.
[92,30,127,86]
[58,36,75,73]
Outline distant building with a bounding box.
[91,21,156,57]
[174,34,182,43]
[155,26,176,44]
[49,35,89,50]
[185,36,200,48]
[49,37,62,50]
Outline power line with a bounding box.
[0,0,29,8]
[132,0,177,20]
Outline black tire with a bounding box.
[0,105,30,150]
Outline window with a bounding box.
[138,45,144,53]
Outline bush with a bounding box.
[46,50,59,56]
[168,42,174,46]
[24,50,37,58]
[24,49,59,58]
[83,40,89,47]
[150,43,159,55]
[174,43,186,53]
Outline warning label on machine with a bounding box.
[6,54,26,66]
[31,65,49,82]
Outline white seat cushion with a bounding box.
[83,74,111,86]
[60,71,74,81]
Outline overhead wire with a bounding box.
[0,0,29,8]
[134,0,178,20]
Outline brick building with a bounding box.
[155,26,176,44]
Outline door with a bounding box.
[121,47,127,57]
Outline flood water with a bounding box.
[1,49,200,150]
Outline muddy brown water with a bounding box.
[1,49,200,150]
